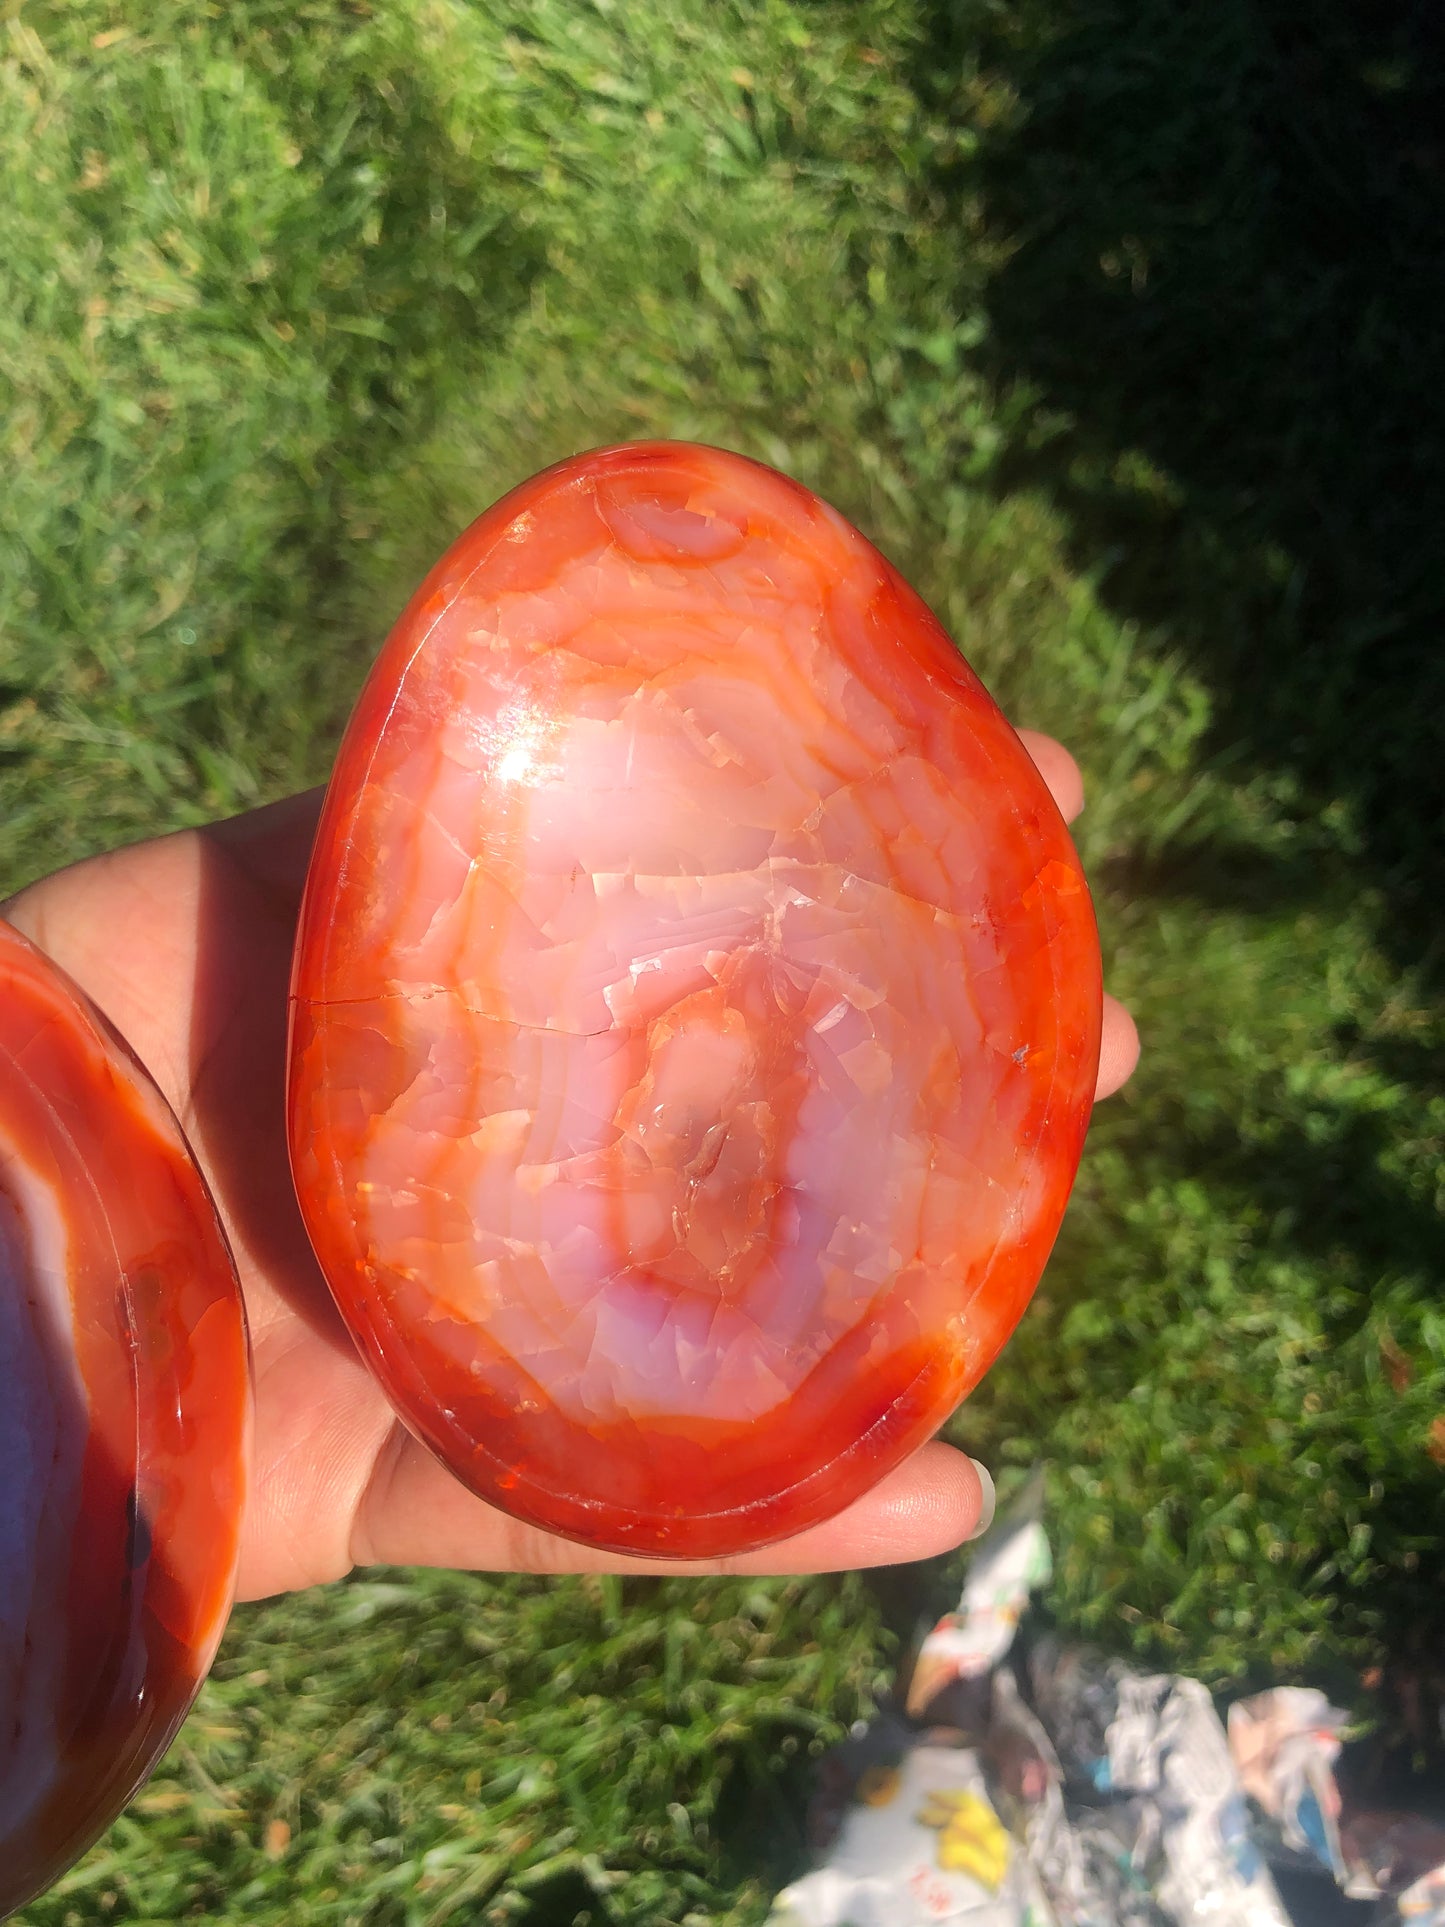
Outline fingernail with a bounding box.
[966,1460,996,1540]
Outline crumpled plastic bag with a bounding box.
[1024,1640,1287,1927]
[767,1480,1445,1927]
[1227,1688,1347,1881]
[1227,1687,1445,1920]
[771,1728,1048,1927]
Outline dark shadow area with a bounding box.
[1096,841,1356,922]
[904,0,1445,1746]
[712,1743,816,1901]
[1180,1107,1442,1299]
[912,0,1445,983]
[507,1867,611,1927]
[1274,1868,1375,1927]
[1332,1022,1445,1105]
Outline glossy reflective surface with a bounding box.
[0,921,249,1918]
[289,443,1101,1556]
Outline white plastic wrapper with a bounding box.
[1226,1687,1445,1911]
[1027,1642,1292,1927]
[1227,1689,1347,1882]
[768,1741,1049,1927]
[1398,1865,1445,1925]
[904,1488,1052,1718]
[771,1488,1290,1927]
[768,1484,1445,1927]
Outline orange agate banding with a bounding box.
[0,920,249,1918]
[288,443,1101,1556]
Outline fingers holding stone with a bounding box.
[1098,994,1139,1100]
[347,1435,991,1581]
[1016,729,1084,824]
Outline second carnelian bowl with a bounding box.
[287,443,1102,1557]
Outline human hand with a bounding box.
[2,731,1137,1599]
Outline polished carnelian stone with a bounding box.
[288,443,1102,1557]
[0,921,250,1917]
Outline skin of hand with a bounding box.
[1,729,1138,1599]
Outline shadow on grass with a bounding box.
[902,0,1445,1707]
[507,1867,610,1927]
[912,0,1445,975]
[711,1744,816,1909]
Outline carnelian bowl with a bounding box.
[287,443,1101,1557]
[0,921,249,1916]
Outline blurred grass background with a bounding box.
[3,0,1443,1918]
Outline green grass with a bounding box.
[4,0,1444,1918]
[38,1571,882,1926]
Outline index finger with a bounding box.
[1015,728,1085,824]
[342,1431,992,1584]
